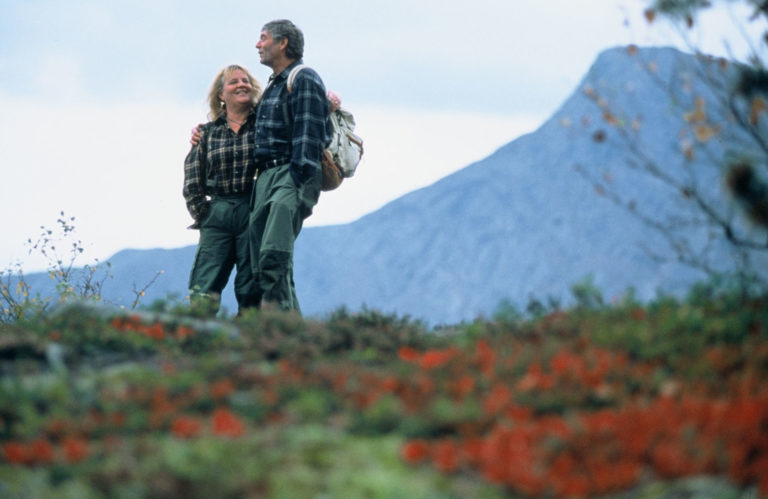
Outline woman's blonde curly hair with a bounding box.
[207,64,262,121]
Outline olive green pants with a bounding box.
[249,163,321,313]
[188,195,260,315]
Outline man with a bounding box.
[249,19,332,313]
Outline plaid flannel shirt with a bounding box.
[253,61,332,184]
[183,108,258,222]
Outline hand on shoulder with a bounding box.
[327,90,341,112]
[190,122,206,146]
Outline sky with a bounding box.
[0,0,761,272]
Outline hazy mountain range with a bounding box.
[22,46,768,324]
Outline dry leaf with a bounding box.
[694,124,720,142]
[750,96,766,125]
[602,111,618,125]
[684,97,706,123]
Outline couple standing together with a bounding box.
[183,19,339,316]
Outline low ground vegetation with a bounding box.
[0,280,766,498]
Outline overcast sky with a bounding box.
[0,0,759,271]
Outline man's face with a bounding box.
[255,30,283,68]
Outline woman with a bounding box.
[183,64,262,316]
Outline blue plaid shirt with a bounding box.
[253,60,332,184]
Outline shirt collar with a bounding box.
[214,106,257,126]
[268,59,304,85]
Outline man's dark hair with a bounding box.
[262,19,304,61]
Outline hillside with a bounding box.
[19,45,768,323]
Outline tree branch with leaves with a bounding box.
[572,1,768,292]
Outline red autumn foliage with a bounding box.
[175,325,194,339]
[63,437,89,463]
[171,416,202,439]
[401,439,430,463]
[419,347,459,370]
[482,384,512,416]
[398,346,460,370]
[393,334,768,497]
[432,439,459,473]
[111,315,196,342]
[29,439,55,464]
[450,375,475,400]
[2,442,30,465]
[3,438,85,467]
[210,378,236,400]
[474,339,496,379]
[397,346,420,362]
[212,408,245,438]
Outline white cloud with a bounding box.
[36,53,85,100]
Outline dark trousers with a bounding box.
[249,163,321,313]
[189,195,260,315]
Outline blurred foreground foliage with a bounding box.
[0,281,766,498]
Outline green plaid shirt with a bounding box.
[183,108,258,222]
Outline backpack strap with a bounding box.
[280,64,309,128]
[286,64,308,93]
[283,64,309,125]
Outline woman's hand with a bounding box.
[327,90,341,113]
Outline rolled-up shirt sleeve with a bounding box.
[183,138,209,222]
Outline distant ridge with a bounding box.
[21,46,768,324]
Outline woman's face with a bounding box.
[219,69,253,110]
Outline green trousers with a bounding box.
[249,163,321,313]
[188,195,260,315]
